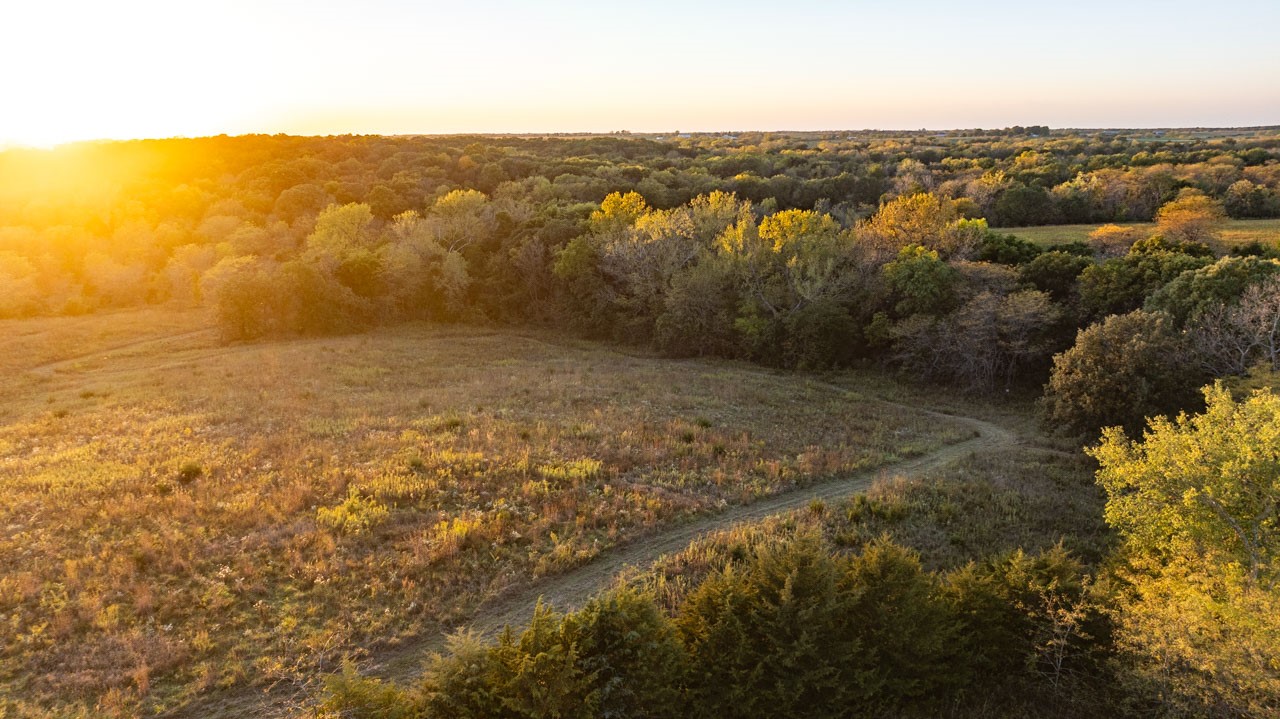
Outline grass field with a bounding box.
[1006,218,1280,249]
[0,313,974,718]
[0,308,211,377]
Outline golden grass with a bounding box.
[0,307,209,376]
[0,315,972,717]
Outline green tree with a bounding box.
[595,193,747,342]
[280,259,369,334]
[944,547,1104,703]
[562,589,687,719]
[589,191,649,234]
[553,235,615,336]
[654,253,739,358]
[882,244,959,317]
[420,632,514,719]
[427,189,496,253]
[677,535,874,719]
[845,540,960,706]
[0,250,41,317]
[993,183,1056,226]
[1077,250,1212,321]
[782,299,859,370]
[1146,254,1280,327]
[203,257,285,340]
[487,603,596,719]
[305,202,377,265]
[1039,310,1205,436]
[1018,250,1092,303]
[720,208,864,364]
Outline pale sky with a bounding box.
[2,0,1278,146]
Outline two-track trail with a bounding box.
[26,328,219,376]
[371,401,1012,681]
[165,373,1014,718]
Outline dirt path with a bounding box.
[165,396,1013,719]
[375,403,1010,679]
[26,328,219,376]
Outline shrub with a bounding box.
[975,232,1043,266]
[176,462,203,485]
[1039,310,1206,437]
[318,660,416,719]
[783,299,858,370]
[317,492,390,535]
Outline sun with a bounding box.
[0,1,284,148]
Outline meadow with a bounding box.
[1007,217,1280,248]
[0,311,973,717]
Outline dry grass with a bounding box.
[0,315,972,717]
[0,308,209,376]
[619,444,1108,614]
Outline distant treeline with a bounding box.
[2,129,1280,316]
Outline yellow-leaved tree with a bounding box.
[1090,385,1279,717]
[1154,189,1227,246]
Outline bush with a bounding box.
[783,300,858,370]
[1039,310,1206,437]
[176,462,203,485]
[317,491,390,535]
[319,661,417,719]
[975,232,1042,266]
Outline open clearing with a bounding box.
[0,313,975,718]
[1006,217,1280,248]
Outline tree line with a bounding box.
[208,183,1278,441]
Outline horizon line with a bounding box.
[4,124,1280,151]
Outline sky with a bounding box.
[2,0,1279,147]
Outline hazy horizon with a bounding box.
[5,124,1280,153]
[5,0,1279,148]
